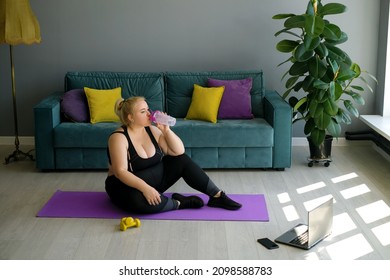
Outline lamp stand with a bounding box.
[4,45,34,164]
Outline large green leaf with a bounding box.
[337,62,357,81]
[344,100,359,117]
[325,31,348,45]
[325,44,348,62]
[294,97,308,112]
[302,76,315,91]
[285,76,300,89]
[323,23,342,41]
[327,58,339,78]
[308,56,327,78]
[285,15,306,29]
[305,15,325,37]
[276,40,299,53]
[313,79,329,90]
[310,128,326,146]
[288,96,299,107]
[272,13,296,20]
[282,87,294,99]
[328,81,335,100]
[275,28,302,38]
[304,35,321,51]
[294,44,314,62]
[304,118,315,135]
[351,85,364,92]
[309,99,323,118]
[350,63,361,78]
[314,111,331,130]
[289,61,309,76]
[327,118,342,137]
[320,3,347,16]
[305,0,315,16]
[314,43,328,58]
[334,82,343,100]
[324,98,338,116]
[336,108,352,124]
[346,91,365,105]
[293,81,304,91]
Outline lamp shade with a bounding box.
[0,0,41,45]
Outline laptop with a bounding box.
[275,197,333,250]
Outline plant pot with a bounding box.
[307,135,333,160]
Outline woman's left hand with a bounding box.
[156,122,170,133]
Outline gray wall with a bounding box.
[0,0,380,137]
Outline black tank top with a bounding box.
[107,126,164,173]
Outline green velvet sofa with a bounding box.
[34,70,292,170]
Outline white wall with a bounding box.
[0,0,380,136]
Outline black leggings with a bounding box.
[105,154,220,214]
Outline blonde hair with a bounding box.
[114,96,146,126]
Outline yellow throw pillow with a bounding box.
[84,87,122,124]
[185,84,225,123]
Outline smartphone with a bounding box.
[257,238,279,250]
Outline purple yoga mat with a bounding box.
[37,190,269,221]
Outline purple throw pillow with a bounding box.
[60,89,90,122]
[207,77,253,119]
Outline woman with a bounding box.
[105,96,242,214]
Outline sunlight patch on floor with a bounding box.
[340,184,371,199]
[356,200,390,224]
[277,192,291,204]
[371,221,390,246]
[331,172,358,183]
[329,212,357,238]
[326,234,373,260]
[282,205,299,222]
[296,181,326,194]
[303,195,334,211]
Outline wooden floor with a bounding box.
[0,143,389,260]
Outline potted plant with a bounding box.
[273,0,376,163]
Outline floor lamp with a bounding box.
[0,0,41,164]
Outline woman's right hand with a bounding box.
[142,186,162,206]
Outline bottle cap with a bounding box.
[149,109,156,122]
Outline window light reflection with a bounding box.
[372,221,390,246]
[356,200,390,224]
[282,205,299,222]
[326,234,373,260]
[340,184,371,199]
[296,181,326,194]
[277,192,291,204]
[331,172,358,183]
[303,195,334,211]
[330,213,357,238]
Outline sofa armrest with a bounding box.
[33,92,63,170]
[264,90,292,169]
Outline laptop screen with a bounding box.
[308,197,333,247]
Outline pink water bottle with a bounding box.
[149,110,176,126]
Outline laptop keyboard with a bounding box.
[291,231,308,246]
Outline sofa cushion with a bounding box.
[166,70,265,118]
[185,84,224,123]
[60,89,90,122]
[84,87,121,123]
[65,72,165,111]
[172,118,273,148]
[208,77,253,119]
[54,122,119,148]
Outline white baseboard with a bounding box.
[0,136,35,146]
[292,137,371,146]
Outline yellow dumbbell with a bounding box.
[120,217,141,231]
